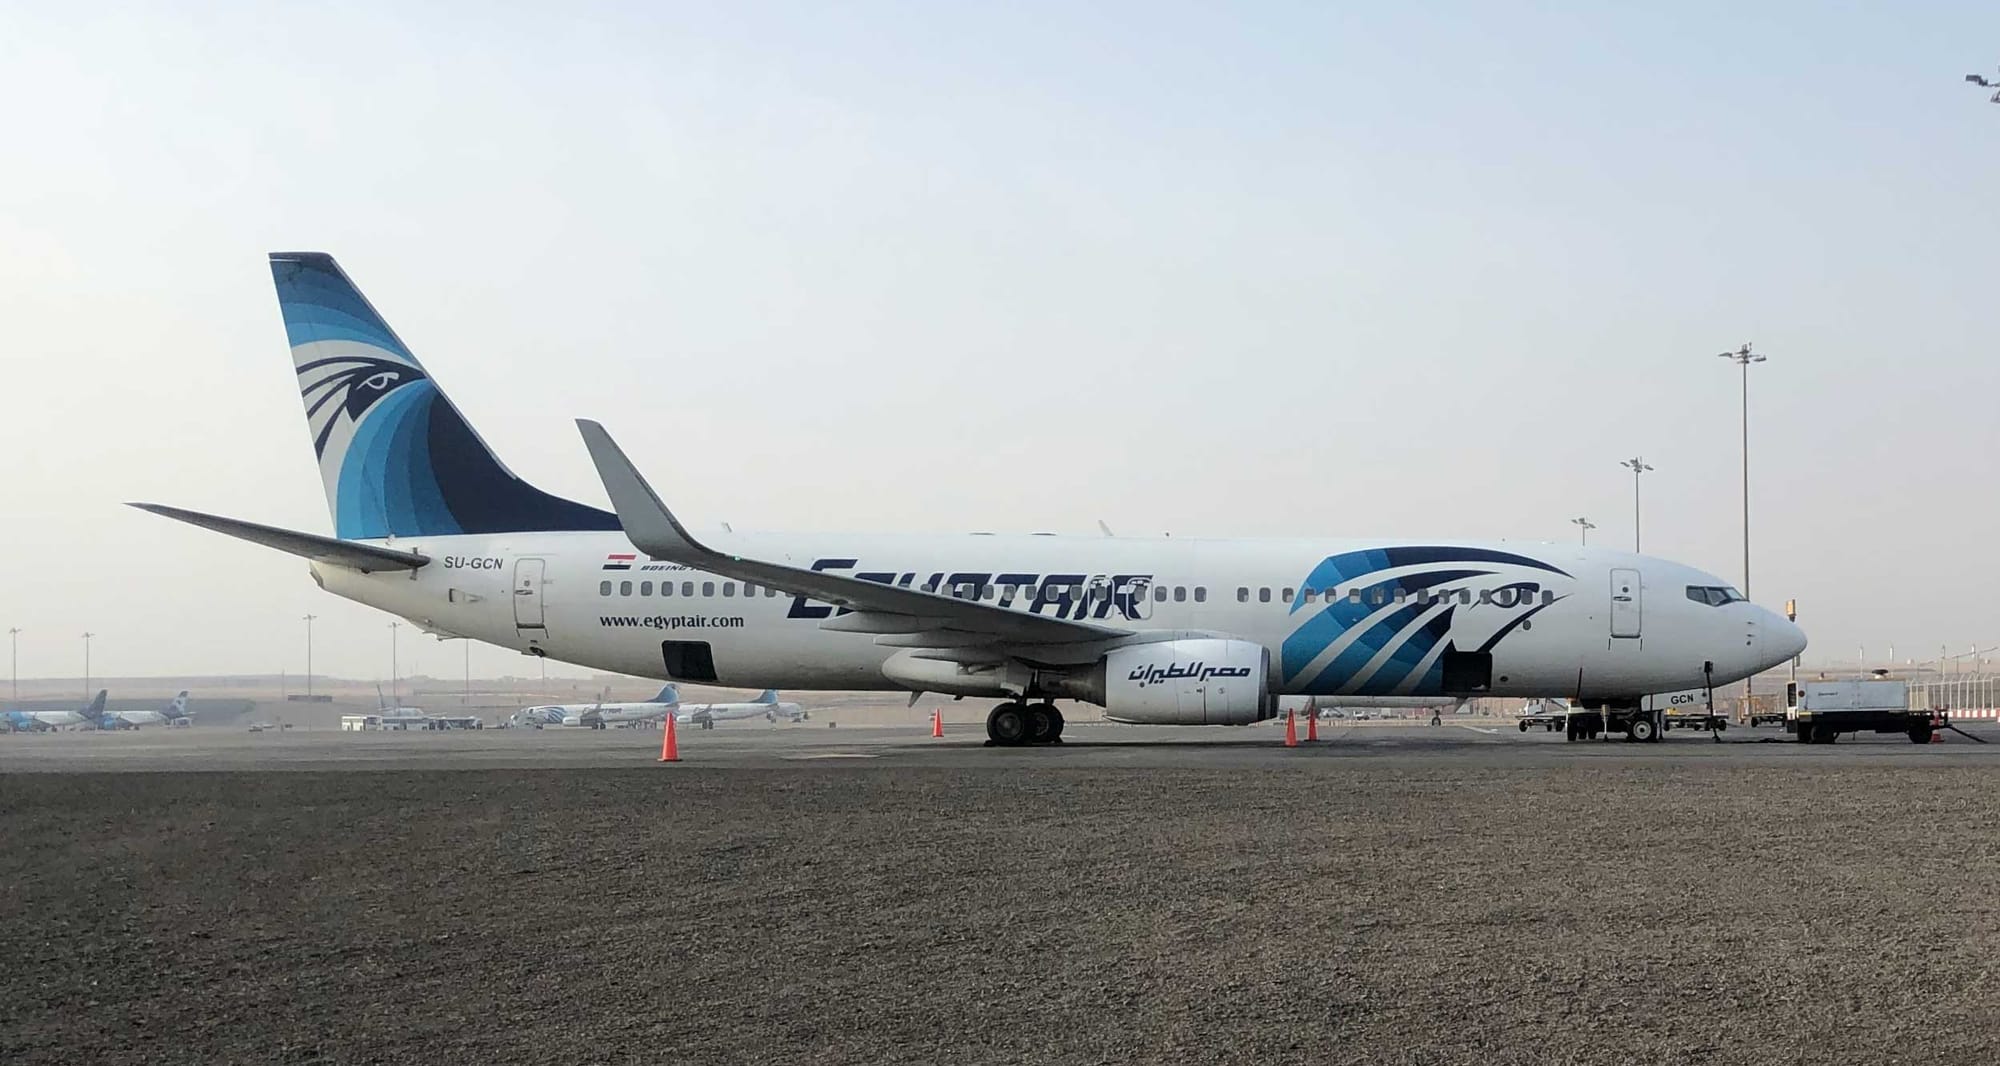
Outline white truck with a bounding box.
[1789,679,1938,744]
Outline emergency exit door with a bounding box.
[514,558,547,633]
[1609,568,1641,639]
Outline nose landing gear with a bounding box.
[985,701,1066,746]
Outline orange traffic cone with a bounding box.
[931,709,944,738]
[1284,709,1298,747]
[658,712,680,762]
[1306,712,1319,743]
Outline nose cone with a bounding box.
[1763,609,1807,669]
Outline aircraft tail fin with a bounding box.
[167,691,191,719]
[271,252,621,539]
[652,685,681,704]
[753,689,778,705]
[82,690,107,721]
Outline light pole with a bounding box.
[7,627,18,704]
[1717,344,1767,598]
[302,614,317,700]
[388,621,400,707]
[1619,457,1653,552]
[1571,517,1595,545]
[82,631,94,699]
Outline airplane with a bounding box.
[1280,695,1466,720]
[516,685,683,729]
[5,690,109,732]
[99,690,194,729]
[134,252,1807,748]
[674,689,809,729]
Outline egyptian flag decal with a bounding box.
[603,553,637,571]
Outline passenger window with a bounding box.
[723,583,735,597]
[1174,586,1187,602]
[1282,588,1294,603]
[1370,589,1385,606]
[620,581,633,596]
[984,585,997,601]
[1478,590,1492,604]
[702,581,715,596]
[1258,587,1271,603]
[767,586,780,598]
[1349,589,1362,604]
[663,582,674,597]
[599,580,612,596]
[640,581,653,596]
[744,582,757,597]
[682,581,694,597]
[1541,590,1555,605]
[1193,587,1207,603]
[1154,586,1168,602]
[1394,589,1407,604]
[1299,588,1316,603]
[1237,587,1249,603]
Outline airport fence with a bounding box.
[1908,677,2000,720]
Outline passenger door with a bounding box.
[1609,568,1641,639]
[513,558,548,635]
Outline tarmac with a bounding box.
[5,721,1999,1064]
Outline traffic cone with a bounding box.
[1306,712,1319,743]
[931,709,944,738]
[1284,709,1298,747]
[658,712,680,762]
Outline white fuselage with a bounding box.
[310,530,1802,702]
[522,701,676,727]
[22,711,91,728]
[103,710,188,728]
[675,699,806,725]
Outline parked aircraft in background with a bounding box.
[516,685,682,729]
[100,691,194,729]
[674,689,808,729]
[135,252,1808,749]
[4,690,108,732]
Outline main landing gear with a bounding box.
[986,701,1066,747]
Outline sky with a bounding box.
[3,1,1998,683]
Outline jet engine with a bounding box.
[1095,639,1274,725]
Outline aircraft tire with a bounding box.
[986,703,1028,746]
[1025,705,1057,745]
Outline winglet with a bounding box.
[575,420,711,562]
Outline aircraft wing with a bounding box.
[129,503,430,573]
[576,420,1122,647]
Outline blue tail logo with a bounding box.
[272,252,620,540]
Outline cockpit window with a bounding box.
[1685,585,1745,607]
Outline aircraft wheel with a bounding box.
[986,703,1028,746]
[1025,705,1057,745]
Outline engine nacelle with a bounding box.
[1099,639,1273,725]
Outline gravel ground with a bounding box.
[4,762,1998,1064]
